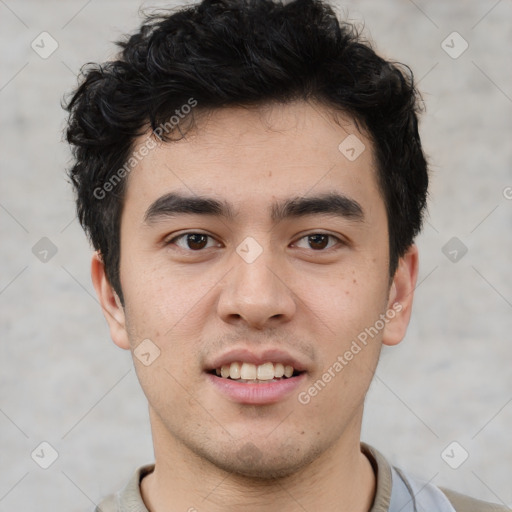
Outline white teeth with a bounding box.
[229,362,241,379]
[240,362,257,380]
[257,362,274,380]
[214,361,298,381]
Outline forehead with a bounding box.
[123,100,381,220]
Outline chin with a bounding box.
[201,442,323,480]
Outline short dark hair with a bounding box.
[65,0,428,304]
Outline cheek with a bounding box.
[300,263,388,335]
[296,271,386,413]
[121,256,182,325]
[295,262,388,402]
[121,257,218,364]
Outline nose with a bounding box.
[216,246,297,330]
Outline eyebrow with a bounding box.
[143,192,364,224]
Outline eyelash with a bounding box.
[165,232,344,252]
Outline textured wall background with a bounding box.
[1,1,511,510]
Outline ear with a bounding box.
[382,244,419,347]
[91,251,130,350]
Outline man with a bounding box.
[64,0,510,510]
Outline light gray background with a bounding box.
[1,1,511,511]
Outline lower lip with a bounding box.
[206,372,307,405]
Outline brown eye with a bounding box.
[167,233,217,251]
[308,234,329,250]
[294,233,341,251]
[185,234,208,250]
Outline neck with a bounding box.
[141,413,376,512]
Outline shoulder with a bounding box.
[94,464,154,512]
[95,493,117,512]
[441,487,511,512]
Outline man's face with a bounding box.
[95,101,415,478]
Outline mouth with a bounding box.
[204,349,309,404]
[207,361,305,383]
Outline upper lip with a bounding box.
[205,347,310,373]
